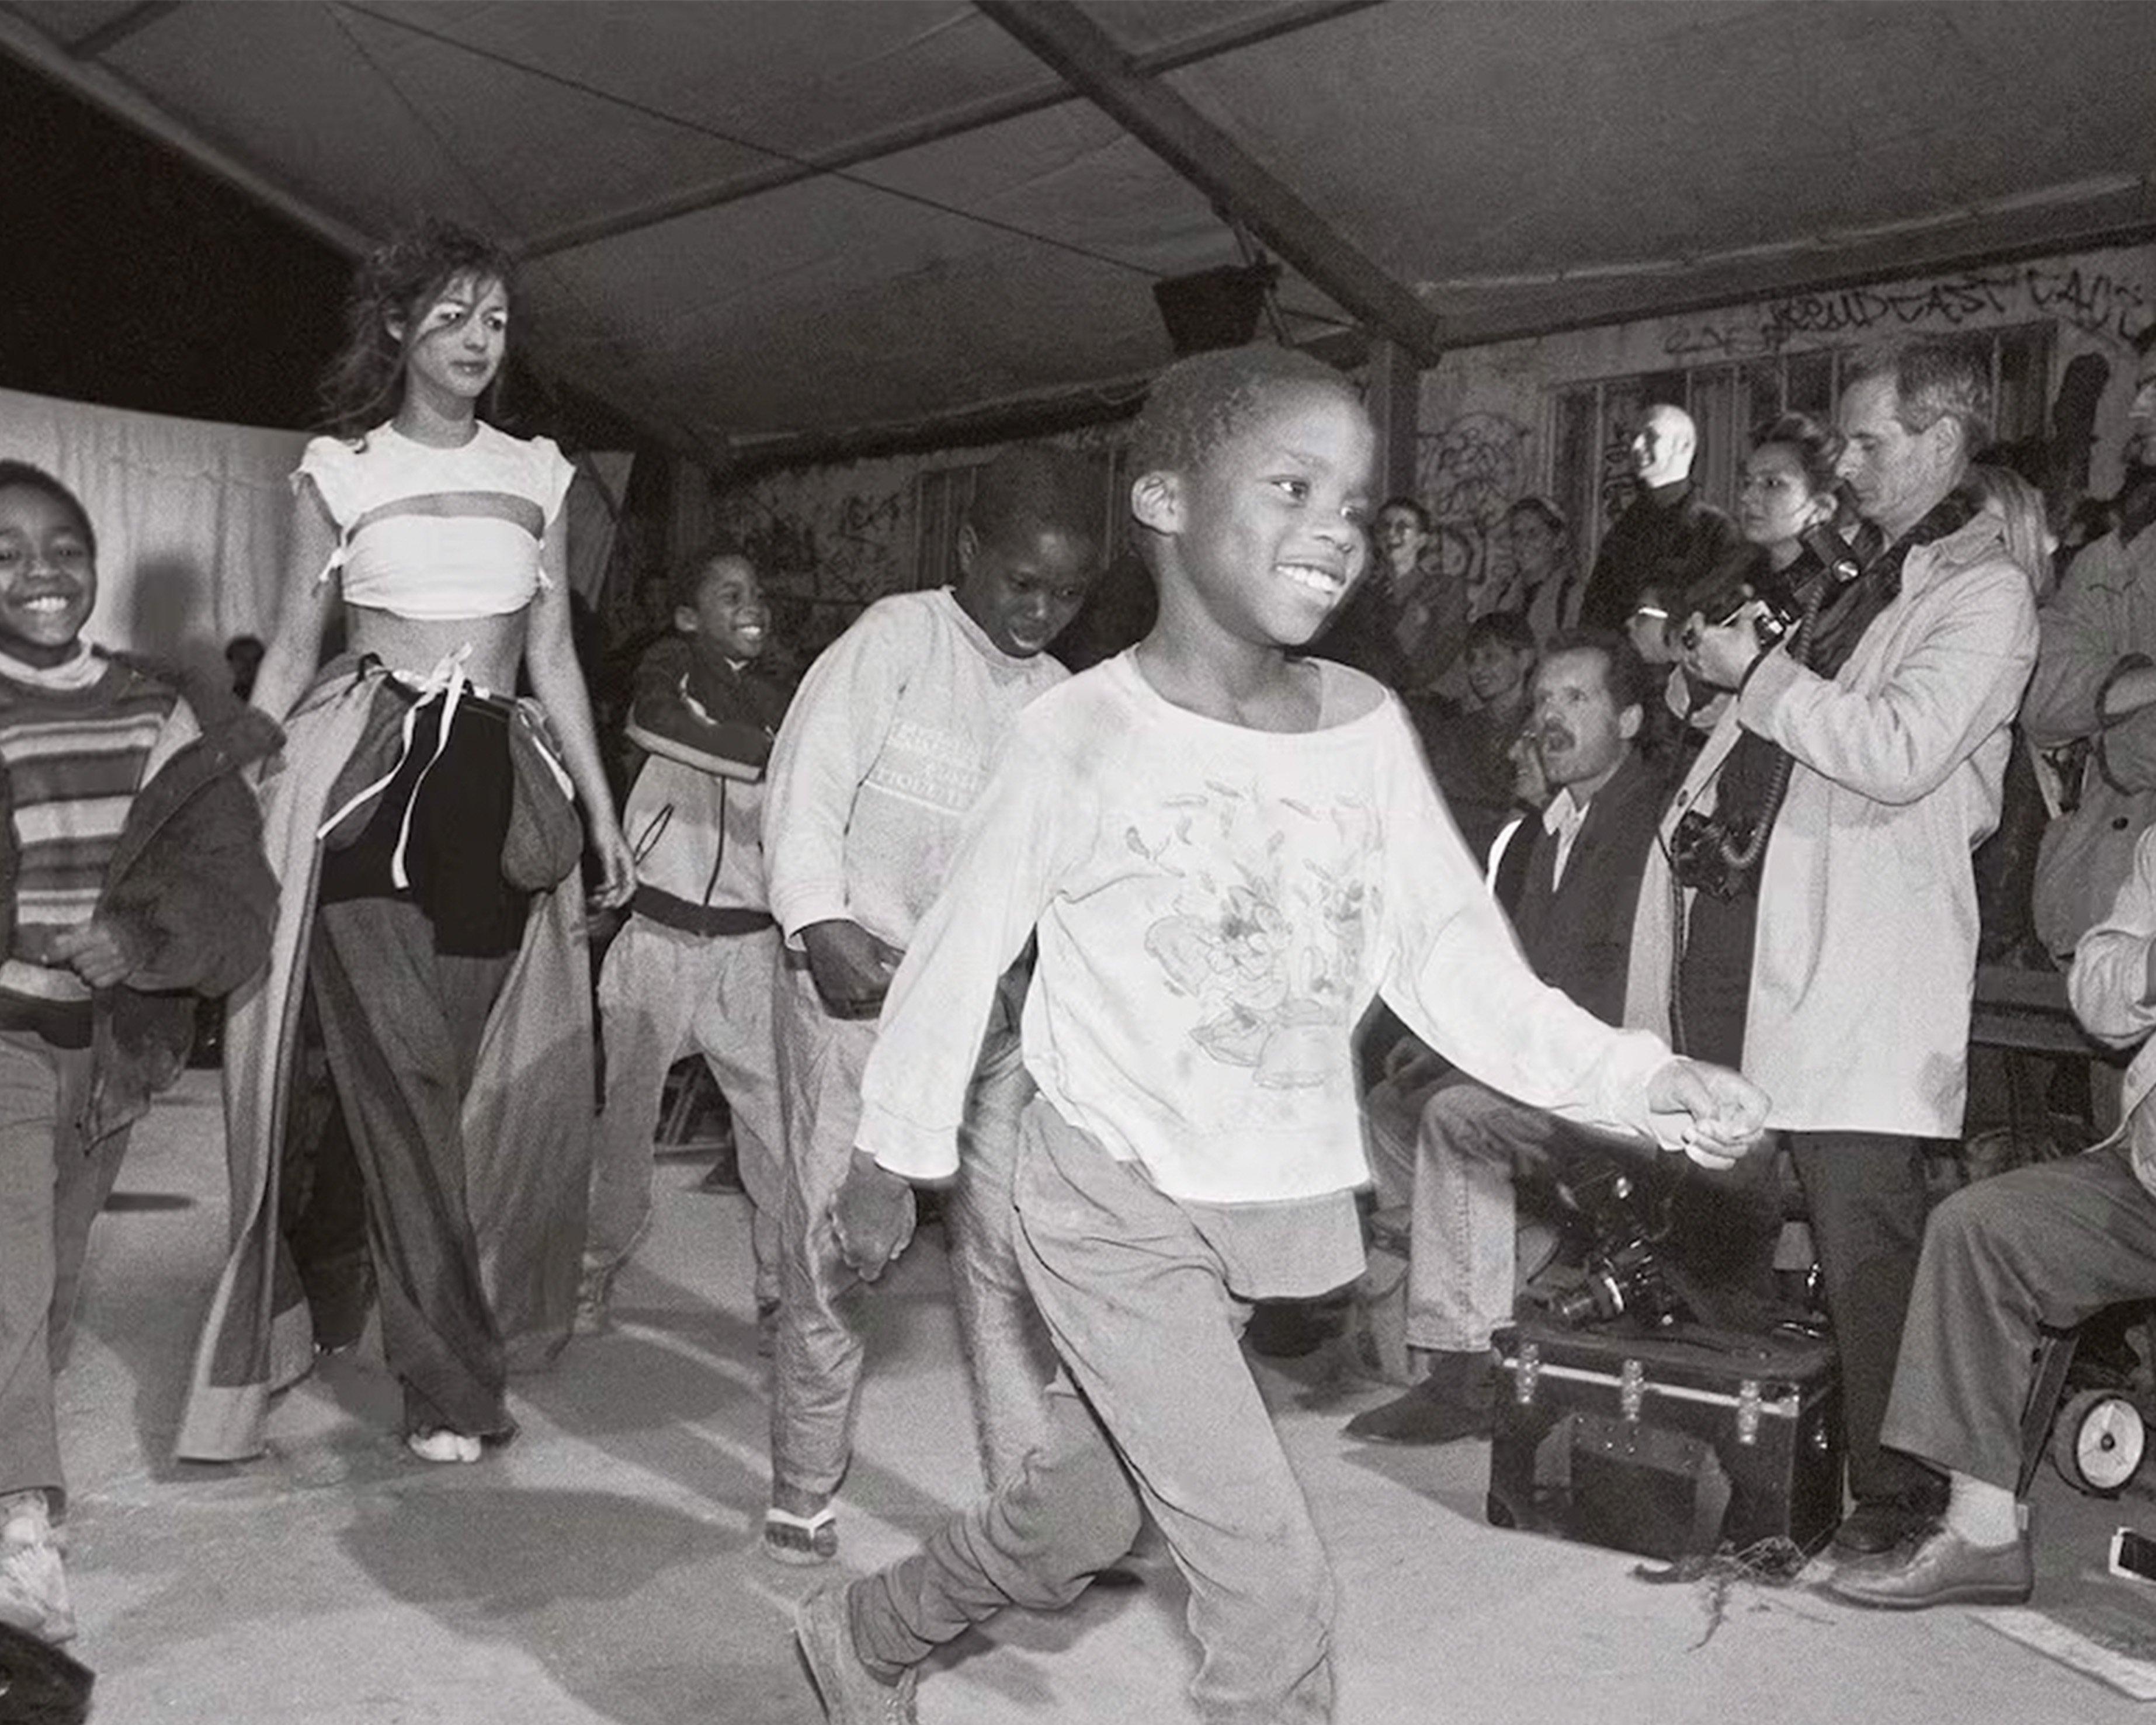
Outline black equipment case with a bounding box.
[1486,1317,1843,1561]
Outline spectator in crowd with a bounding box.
[1415,609,1537,860]
[1346,633,1674,1445]
[2023,337,2156,962]
[791,344,1767,1725]
[180,219,634,1467]
[579,544,793,1338]
[1968,464,2063,969]
[1829,818,2156,1610]
[1499,495,1585,640]
[1636,340,2039,1556]
[1316,496,1465,694]
[759,443,1101,1564]
[0,464,276,1641]
[1578,403,1748,632]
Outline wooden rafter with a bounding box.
[975,0,1445,366]
[515,1,1383,262]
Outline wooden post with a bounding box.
[1370,338,1422,503]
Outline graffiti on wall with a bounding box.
[714,474,912,661]
[1663,262,2155,362]
[1414,412,1542,613]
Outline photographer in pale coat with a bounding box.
[1627,341,2039,1559]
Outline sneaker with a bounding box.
[0,1491,75,1644]
[793,1581,918,1723]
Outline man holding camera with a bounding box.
[1630,341,2038,1557]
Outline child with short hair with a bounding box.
[793,349,1768,1724]
[0,463,277,1643]
[759,443,1104,1564]
[579,544,792,1335]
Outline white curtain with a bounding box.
[2,386,636,670]
[1,385,305,679]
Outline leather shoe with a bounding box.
[1827,1524,2033,1611]
[1343,1349,1492,1445]
[1831,1495,1940,1557]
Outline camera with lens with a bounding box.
[1542,1161,1688,1330]
[1668,805,1762,900]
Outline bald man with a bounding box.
[1578,404,1748,634]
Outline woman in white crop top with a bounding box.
[202,220,630,1467]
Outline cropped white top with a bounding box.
[294,422,575,621]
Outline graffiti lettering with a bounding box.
[1662,260,2155,360]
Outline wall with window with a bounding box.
[1416,242,2156,616]
[700,242,2156,651]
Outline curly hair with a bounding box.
[1126,345,1362,481]
[0,461,95,560]
[1749,410,1843,499]
[317,218,517,436]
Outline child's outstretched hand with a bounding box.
[832,1150,916,1282]
[1644,1057,1770,1171]
[803,919,901,1017]
[50,918,141,990]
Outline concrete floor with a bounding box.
[43,1070,2156,1723]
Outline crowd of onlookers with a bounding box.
[10,212,2156,1724]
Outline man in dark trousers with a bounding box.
[1578,403,1748,631]
[1348,630,1679,1444]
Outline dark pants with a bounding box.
[309,897,515,1440]
[1883,1142,2156,1491]
[1787,1130,1938,1505]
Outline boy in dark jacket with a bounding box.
[0,463,277,1643]
[580,544,792,1336]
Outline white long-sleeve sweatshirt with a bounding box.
[859,653,1686,1205]
[763,589,1068,950]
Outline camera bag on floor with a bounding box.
[1486,1316,1843,1561]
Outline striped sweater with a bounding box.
[0,649,184,1043]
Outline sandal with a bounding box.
[762,1504,838,1566]
[406,1429,484,1465]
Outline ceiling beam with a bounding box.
[975,0,1445,366]
[516,0,1382,262]
[0,8,374,257]
[64,1,185,61]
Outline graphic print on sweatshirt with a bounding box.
[1130,773,1380,1089]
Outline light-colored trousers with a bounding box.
[0,1032,131,1514]
[589,918,785,1310]
[769,955,1056,1497]
[852,1096,1335,1724]
[1364,1073,1605,1353]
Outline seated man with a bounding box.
[1829,820,2156,1609]
[1350,631,1675,1444]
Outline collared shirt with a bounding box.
[1541,784,1592,889]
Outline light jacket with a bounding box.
[1626,508,2037,1137]
[2068,820,2156,1198]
